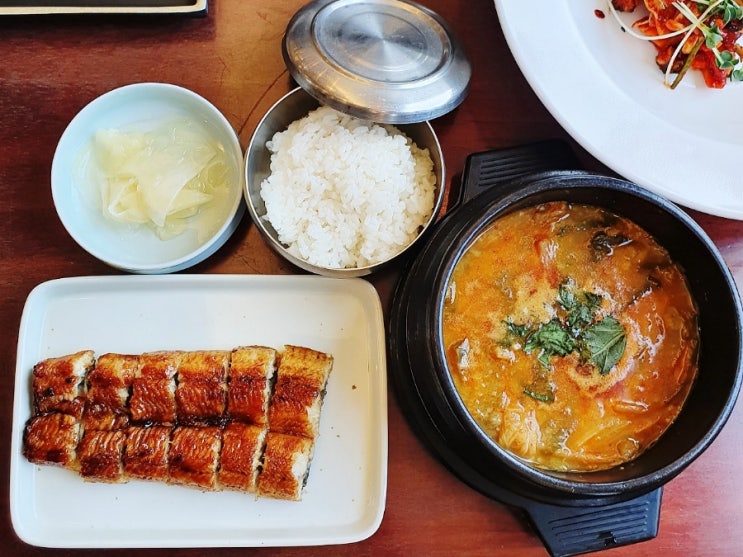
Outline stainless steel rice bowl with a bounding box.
[244,87,446,278]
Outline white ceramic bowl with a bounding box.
[52,83,245,274]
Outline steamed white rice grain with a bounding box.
[259,106,437,269]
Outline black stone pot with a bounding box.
[387,142,743,557]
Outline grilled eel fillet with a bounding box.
[22,345,333,500]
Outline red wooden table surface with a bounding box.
[1,1,741,556]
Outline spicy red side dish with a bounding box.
[613,0,743,88]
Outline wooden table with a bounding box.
[1,1,741,555]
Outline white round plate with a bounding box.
[494,0,743,220]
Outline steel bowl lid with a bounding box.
[282,0,471,124]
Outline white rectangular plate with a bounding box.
[0,1,207,15]
[10,274,387,548]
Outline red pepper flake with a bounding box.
[595,9,606,19]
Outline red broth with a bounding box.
[442,202,699,472]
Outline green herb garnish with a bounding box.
[523,366,556,403]
[524,319,576,368]
[670,1,743,84]
[558,283,602,331]
[505,318,532,339]
[722,0,743,23]
[503,282,627,379]
[524,386,555,403]
[607,0,743,87]
[581,316,627,375]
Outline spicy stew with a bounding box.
[442,202,699,472]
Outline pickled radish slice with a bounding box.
[75,119,232,240]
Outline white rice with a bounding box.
[259,106,437,269]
